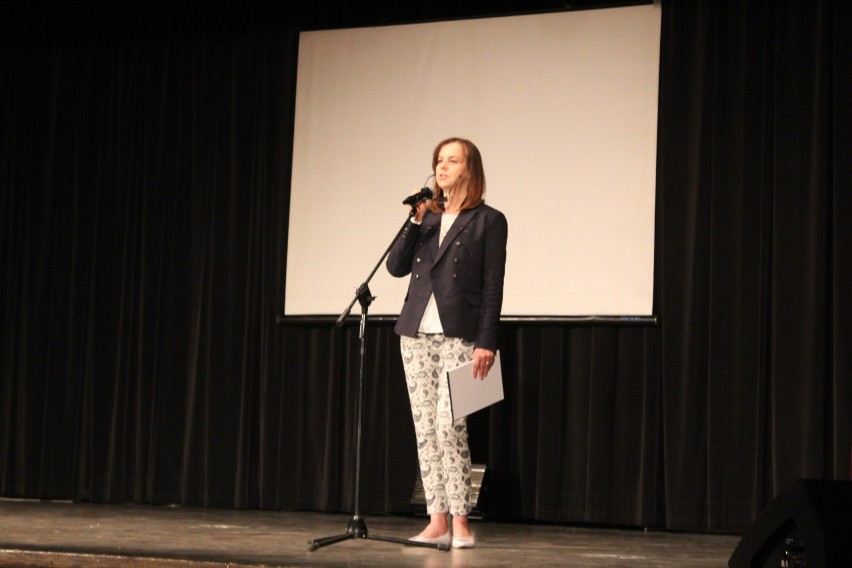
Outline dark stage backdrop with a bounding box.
[1,1,850,534]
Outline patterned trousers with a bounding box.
[401,333,474,517]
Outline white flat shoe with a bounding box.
[410,531,451,545]
[452,535,475,549]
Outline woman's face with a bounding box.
[435,142,467,191]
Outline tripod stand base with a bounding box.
[307,516,450,552]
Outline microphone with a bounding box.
[402,174,436,207]
[402,186,434,206]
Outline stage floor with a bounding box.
[0,499,739,567]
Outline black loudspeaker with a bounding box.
[728,479,852,568]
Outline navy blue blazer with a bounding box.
[386,203,508,352]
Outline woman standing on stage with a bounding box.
[386,137,508,549]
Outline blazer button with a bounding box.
[415,274,420,279]
[453,257,459,264]
[452,274,457,279]
[416,257,422,263]
[455,241,461,247]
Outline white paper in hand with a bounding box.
[447,351,504,421]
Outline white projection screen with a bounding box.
[285,3,661,319]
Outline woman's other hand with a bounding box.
[472,348,495,380]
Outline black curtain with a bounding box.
[656,0,852,531]
[0,26,298,506]
[1,1,850,534]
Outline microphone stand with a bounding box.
[308,209,449,553]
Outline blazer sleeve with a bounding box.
[386,219,422,278]
[475,209,508,351]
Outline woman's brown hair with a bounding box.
[427,137,486,213]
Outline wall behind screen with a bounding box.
[286,4,660,317]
